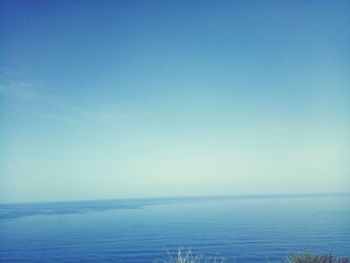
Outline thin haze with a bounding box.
[0,0,349,203]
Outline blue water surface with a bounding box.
[0,194,349,262]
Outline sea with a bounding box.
[0,194,349,262]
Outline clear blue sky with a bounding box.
[1,0,349,203]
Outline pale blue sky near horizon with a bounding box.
[0,0,349,203]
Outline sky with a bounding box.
[0,0,349,203]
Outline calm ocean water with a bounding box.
[0,194,349,262]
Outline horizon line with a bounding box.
[1,191,349,206]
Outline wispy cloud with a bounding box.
[36,112,69,121]
[35,106,130,123]
[0,75,41,100]
[1,72,152,123]
[70,105,129,121]
[121,100,154,117]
